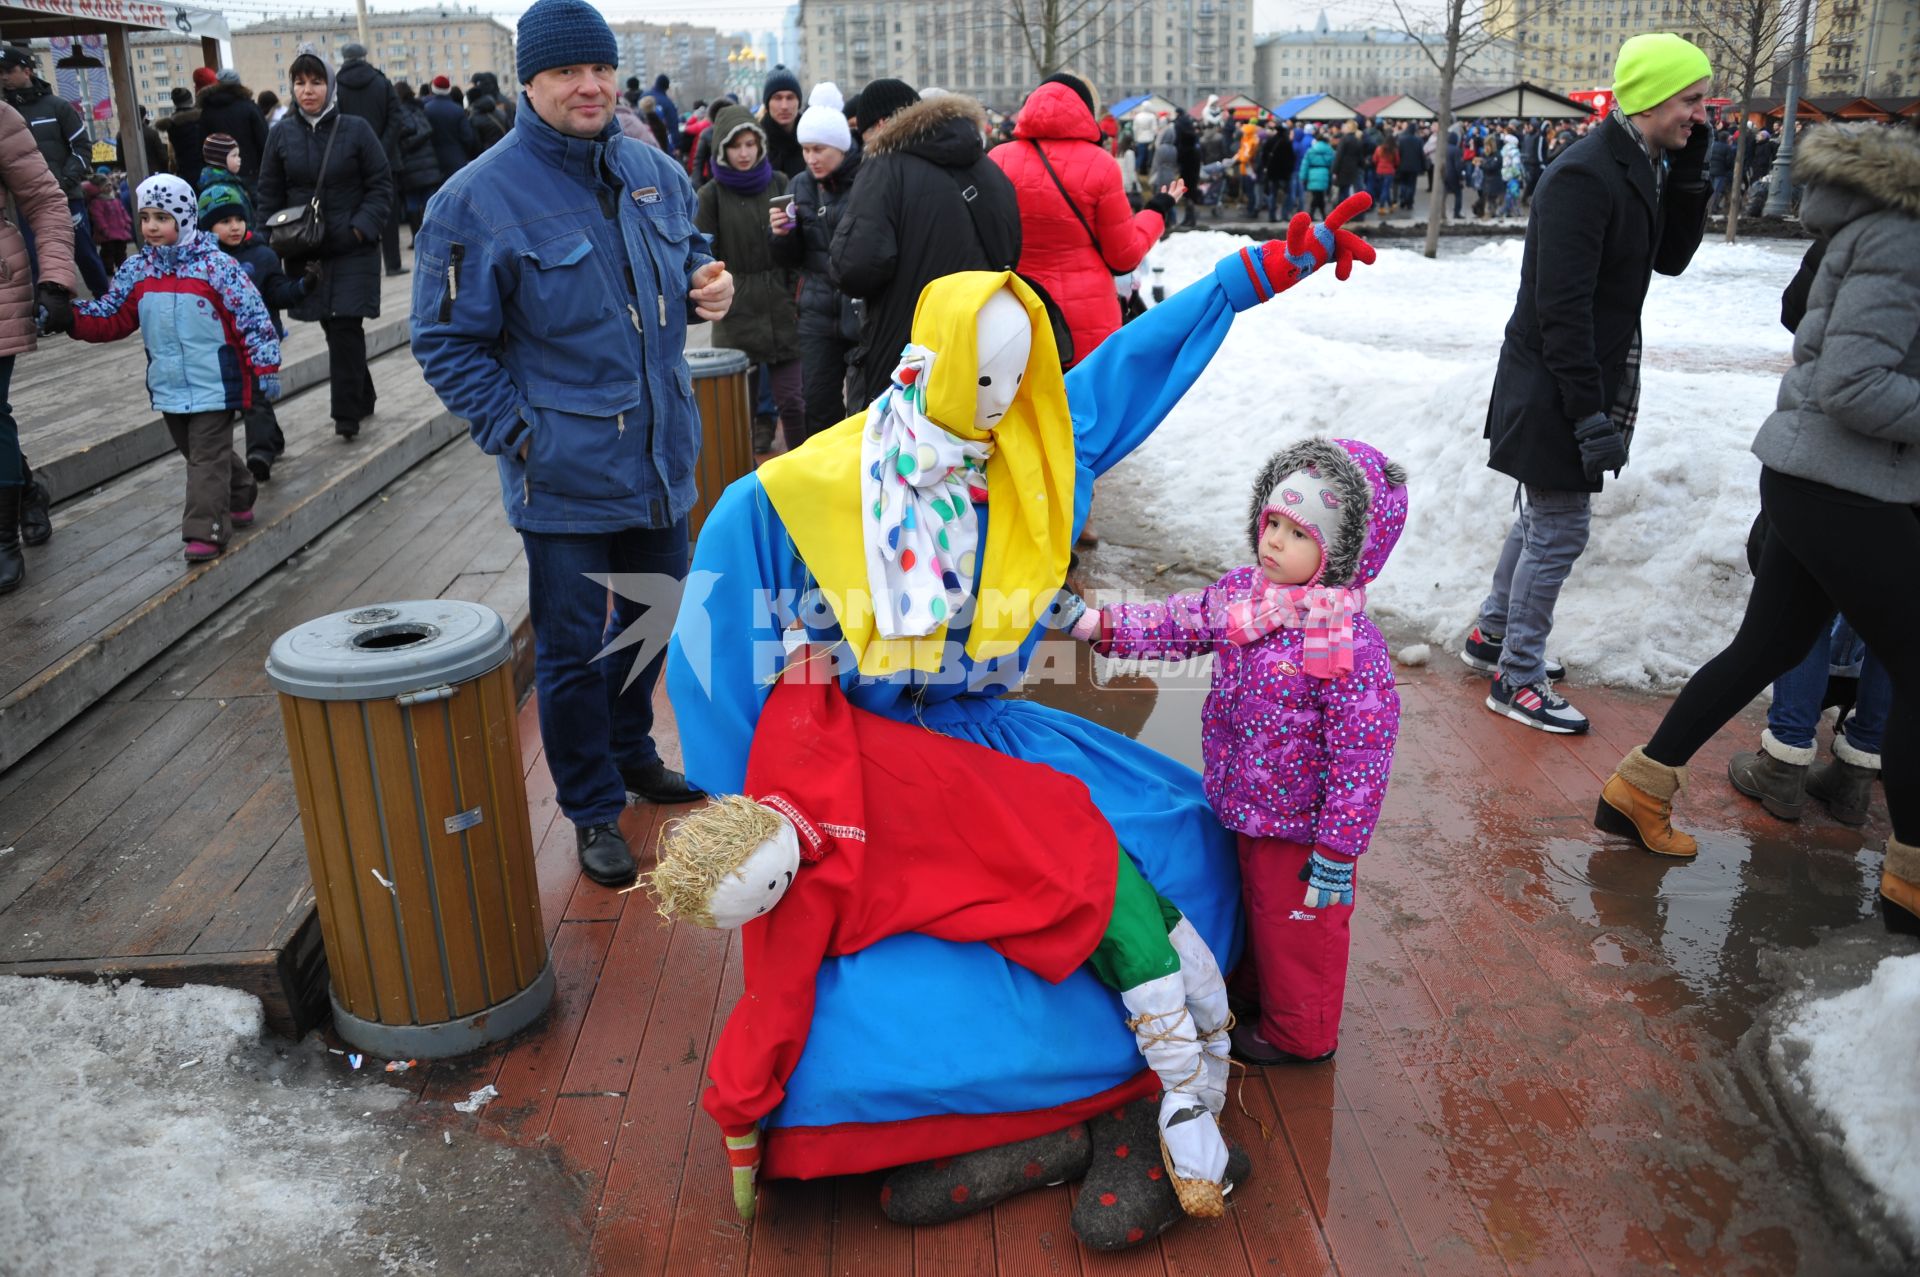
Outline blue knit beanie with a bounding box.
[516,0,618,84]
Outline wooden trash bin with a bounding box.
[266,600,551,1058]
[687,346,753,544]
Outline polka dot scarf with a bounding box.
[860,344,992,640]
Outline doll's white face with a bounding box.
[706,816,802,928]
[973,288,1031,430]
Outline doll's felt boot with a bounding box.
[1881,836,1920,936]
[1070,1097,1251,1250]
[1120,972,1229,1216]
[880,1123,1093,1225]
[1597,747,1699,858]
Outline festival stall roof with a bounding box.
[1452,82,1591,120]
[1195,92,1266,120]
[1752,96,1831,121]
[1110,92,1180,119]
[1273,92,1358,122]
[0,1,228,187]
[1352,93,1435,120]
[1803,95,1899,120]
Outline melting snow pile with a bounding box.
[0,976,398,1274]
[1126,231,1803,688]
[1775,953,1920,1245]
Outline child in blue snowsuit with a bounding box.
[69,175,280,563]
[198,180,310,483]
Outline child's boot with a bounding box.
[1806,733,1879,827]
[0,483,24,594]
[1726,730,1811,820]
[18,458,51,546]
[1597,746,1698,858]
[1120,972,1228,1217]
[1881,836,1920,935]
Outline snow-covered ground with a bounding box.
[1774,952,1920,1251]
[0,977,584,1275]
[1122,231,1804,688]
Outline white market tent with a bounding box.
[1452,82,1591,121]
[1273,92,1358,122]
[1110,92,1180,120]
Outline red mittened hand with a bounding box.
[1247,192,1378,301]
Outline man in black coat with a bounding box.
[829,89,1021,405]
[1172,108,1200,227]
[0,45,110,296]
[1394,122,1424,212]
[334,44,405,274]
[1471,33,1712,735]
[423,77,476,180]
[196,70,270,182]
[1255,124,1295,221]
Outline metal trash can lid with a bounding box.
[265,599,511,701]
[686,347,750,378]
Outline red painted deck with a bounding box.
[410,643,1896,1276]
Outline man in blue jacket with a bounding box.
[410,0,735,887]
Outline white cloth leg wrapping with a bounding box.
[1168,916,1231,1117]
[1122,972,1228,1185]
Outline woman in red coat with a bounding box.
[990,74,1183,371]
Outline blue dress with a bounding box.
[667,255,1273,1156]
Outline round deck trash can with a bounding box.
[687,346,753,544]
[266,600,552,1059]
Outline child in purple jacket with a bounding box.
[1065,437,1409,1064]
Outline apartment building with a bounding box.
[1255,12,1518,105]
[1812,0,1918,97]
[798,0,1254,112]
[610,21,741,104]
[231,9,516,99]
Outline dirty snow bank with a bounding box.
[1125,231,1803,688]
[0,977,584,1276]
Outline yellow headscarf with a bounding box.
[758,272,1076,676]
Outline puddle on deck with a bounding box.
[1014,630,1916,1274]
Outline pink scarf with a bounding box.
[1223,583,1368,678]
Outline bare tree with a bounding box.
[1678,0,1807,242]
[1382,0,1561,258]
[996,0,1130,81]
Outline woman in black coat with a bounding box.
[770,139,862,441]
[256,49,394,439]
[828,93,1021,405]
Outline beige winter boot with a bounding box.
[1596,746,1699,858]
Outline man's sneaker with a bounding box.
[1460,626,1565,681]
[1486,674,1589,734]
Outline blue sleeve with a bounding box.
[666,475,808,795]
[409,193,528,456]
[1064,252,1269,478]
[210,254,282,372]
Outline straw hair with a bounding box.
[644,795,785,928]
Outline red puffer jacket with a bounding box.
[990,82,1168,367]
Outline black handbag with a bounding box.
[264,115,341,258]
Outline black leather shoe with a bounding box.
[622,761,704,805]
[334,419,360,440]
[1229,1020,1335,1065]
[575,821,636,886]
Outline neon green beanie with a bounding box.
[1612,33,1712,115]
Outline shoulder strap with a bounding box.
[942,164,1016,270]
[310,111,342,207]
[1027,139,1100,252]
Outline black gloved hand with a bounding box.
[34,282,73,334]
[1669,121,1711,190]
[1572,411,1628,480]
[301,259,324,293]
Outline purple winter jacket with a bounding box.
[1098,438,1408,856]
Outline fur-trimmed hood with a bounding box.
[866,92,989,163]
[1794,124,1920,221]
[1246,438,1409,589]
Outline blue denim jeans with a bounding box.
[1768,616,1890,754]
[521,518,689,827]
[1478,486,1593,687]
